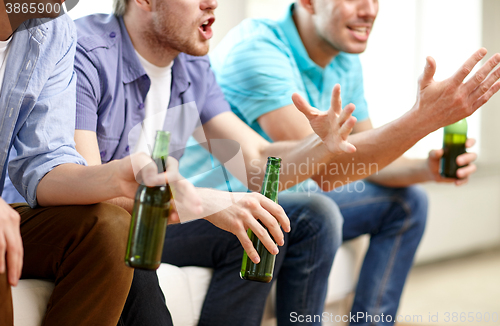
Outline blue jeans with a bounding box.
[160,192,342,326]
[309,180,428,326]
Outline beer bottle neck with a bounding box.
[261,161,281,202]
[151,131,170,173]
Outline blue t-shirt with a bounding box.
[180,4,369,192]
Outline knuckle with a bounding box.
[246,198,259,210]
[475,73,485,84]
[253,227,267,239]
[462,66,472,76]
[480,84,490,95]
[236,209,248,220]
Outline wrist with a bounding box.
[422,158,437,182]
[106,160,126,198]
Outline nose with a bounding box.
[358,0,378,20]
[201,0,218,11]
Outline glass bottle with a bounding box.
[125,131,171,270]
[240,157,281,283]
[440,119,468,179]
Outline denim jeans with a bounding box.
[308,180,428,326]
[159,192,342,326]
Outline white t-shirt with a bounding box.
[133,51,173,155]
[0,36,13,94]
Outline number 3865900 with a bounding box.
[5,2,61,14]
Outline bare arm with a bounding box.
[74,130,135,212]
[293,49,500,190]
[195,84,357,192]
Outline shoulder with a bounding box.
[215,18,289,57]
[74,14,120,53]
[211,18,292,73]
[177,53,216,93]
[20,15,76,54]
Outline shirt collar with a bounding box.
[117,16,148,84]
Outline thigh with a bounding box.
[321,180,405,240]
[0,272,13,326]
[13,203,129,280]
[162,219,241,268]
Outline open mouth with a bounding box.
[347,26,370,41]
[199,18,215,40]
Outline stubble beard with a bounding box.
[145,4,209,58]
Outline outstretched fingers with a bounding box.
[330,84,342,115]
[465,53,500,95]
[472,80,500,112]
[451,48,488,86]
[292,93,321,121]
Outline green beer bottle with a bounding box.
[125,131,172,270]
[440,119,468,179]
[240,157,281,283]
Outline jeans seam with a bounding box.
[370,197,413,326]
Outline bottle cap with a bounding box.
[444,119,467,135]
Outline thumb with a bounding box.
[429,149,443,160]
[419,56,437,88]
[292,93,320,121]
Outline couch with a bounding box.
[12,237,367,326]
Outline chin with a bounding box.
[344,44,368,54]
[185,44,210,57]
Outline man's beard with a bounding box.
[145,8,209,57]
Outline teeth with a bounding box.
[202,20,209,26]
[350,27,367,33]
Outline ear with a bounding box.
[132,0,153,12]
[298,0,315,15]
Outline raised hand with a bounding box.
[292,84,357,155]
[0,197,23,286]
[415,48,500,131]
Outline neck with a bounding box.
[293,6,339,68]
[123,14,178,67]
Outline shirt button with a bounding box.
[125,145,130,152]
[110,32,116,38]
[138,103,145,110]
[100,150,107,158]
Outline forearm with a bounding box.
[36,162,123,206]
[365,157,432,187]
[313,110,430,190]
[247,134,334,192]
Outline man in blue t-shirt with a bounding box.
[181,0,500,324]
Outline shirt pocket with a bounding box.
[96,134,121,163]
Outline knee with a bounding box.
[299,194,343,252]
[398,185,428,233]
[79,202,131,261]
